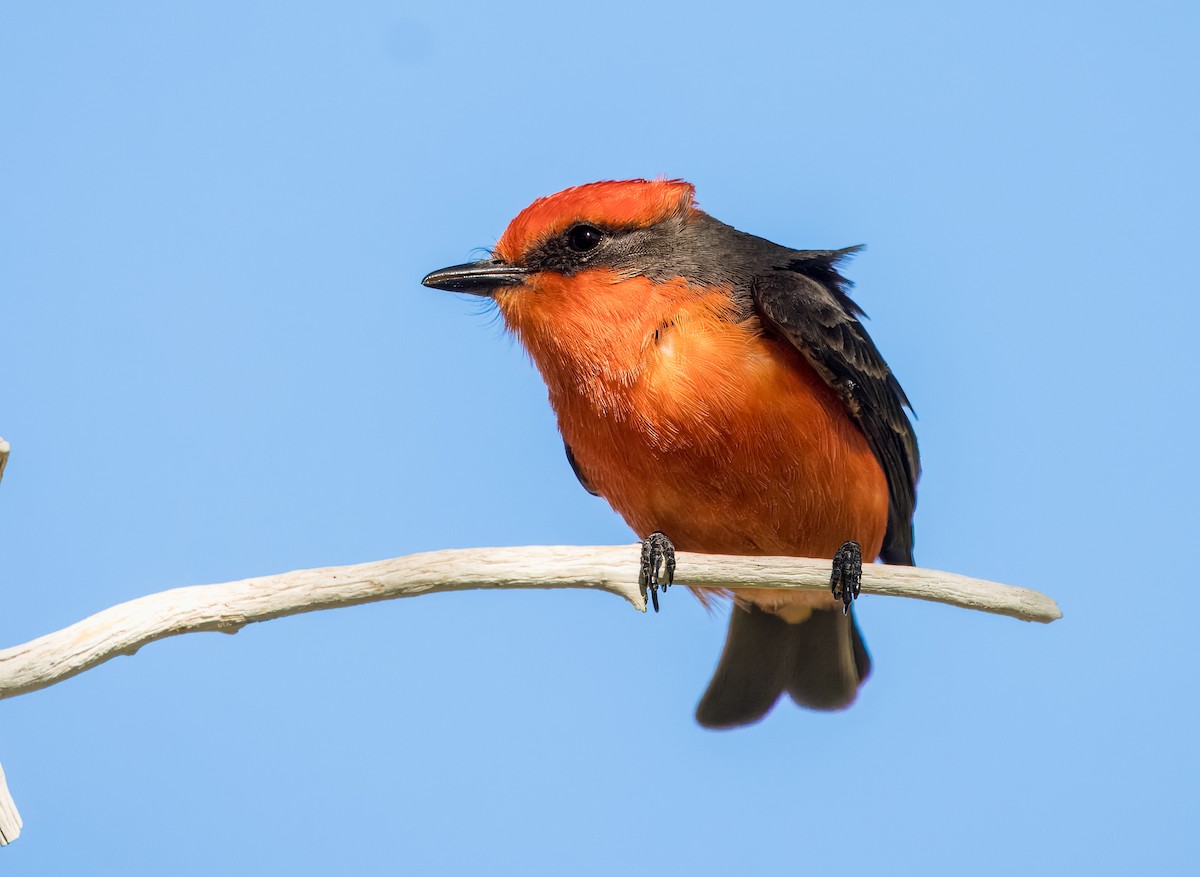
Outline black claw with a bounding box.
[830,540,863,615]
[639,531,676,614]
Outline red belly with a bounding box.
[556,331,889,564]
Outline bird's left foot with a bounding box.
[830,540,863,614]
[639,531,676,613]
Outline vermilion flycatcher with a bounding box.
[423,179,919,727]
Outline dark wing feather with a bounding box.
[752,249,920,565]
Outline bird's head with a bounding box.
[422,179,757,386]
[421,178,698,296]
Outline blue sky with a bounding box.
[2,1,1197,873]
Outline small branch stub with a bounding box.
[0,764,20,846]
[0,439,20,844]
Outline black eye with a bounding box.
[567,224,604,253]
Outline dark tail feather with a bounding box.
[695,605,871,729]
[786,607,870,710]
[694,606,794,729]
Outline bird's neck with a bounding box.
[496,272,742,420]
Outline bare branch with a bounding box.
[0,535,1060,846]
[0,545,1059,704]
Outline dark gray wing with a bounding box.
[564,441,600,497]
[752,249,920,565]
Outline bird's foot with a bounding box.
[639,531,676,613]
[830,540,863,614]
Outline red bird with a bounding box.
[423,179,919,727]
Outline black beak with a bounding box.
[421,259,530,296]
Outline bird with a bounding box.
[422,179,919,728]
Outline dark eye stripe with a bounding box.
[519,223,616,274]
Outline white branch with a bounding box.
[0,535,1060,847]
[0,545,1060,704]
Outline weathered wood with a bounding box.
[0,546,1060,703]
[0,446,1061,850]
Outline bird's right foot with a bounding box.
[639,531,675,613]
[830,540,863,614]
